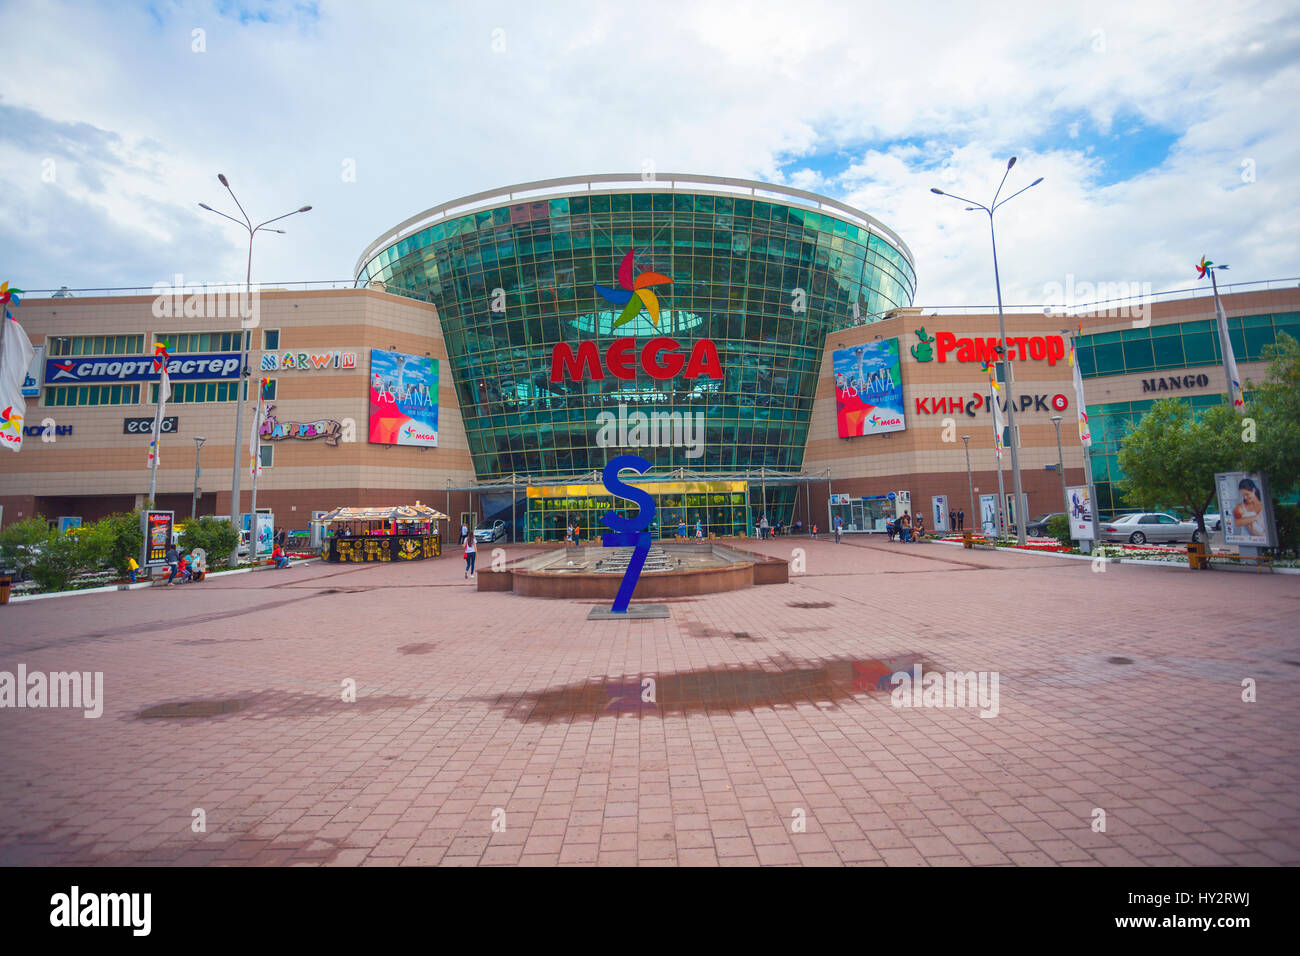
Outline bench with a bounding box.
[1208,553,1274,573]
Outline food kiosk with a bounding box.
[319,503,446,562]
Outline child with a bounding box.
[695,519,703,540]
[126,555,139,583]
[811,523,818,540]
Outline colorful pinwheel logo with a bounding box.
[1196,256,1213,279]
[981,360,1001,391]
[0,406,22,435]
[594,251,672,329]
[153,339,172,371]
[1,281,24,320]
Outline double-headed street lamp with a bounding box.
[933,158,1043,546]
[199,175,311,565]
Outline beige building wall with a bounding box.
[0,288,476,528]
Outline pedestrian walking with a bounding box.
[695,519,703,539]
[900,511,912,543]
[464,533,477,578]
[834,514,843,543]
[459,522,468,545]
[573,521,581,546]
[164,544,179,586]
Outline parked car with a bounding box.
[1009,513,1066,537]
[474,520,508,544]
[1098,512,1203,545]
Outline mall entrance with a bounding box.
[522,480,751,542]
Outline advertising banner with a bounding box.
[141,510,174,569]
[979,494,998,535]
[1066,485,1095,540]
[254,513,274,560]
[45,353,241,384]
[931,496,949,533]
[22,345,44,397]
[369,349,438,446]
[58,516,82,534]
[1216,471,1277,548]
[833,339,906,438]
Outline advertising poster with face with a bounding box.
[1217,472,1276,548]
[979,494,998,535]
[1066,485,1095,540]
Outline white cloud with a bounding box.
[0,0,1296,306]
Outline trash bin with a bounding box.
[1187,541,1209,570]
[0,576,10,605]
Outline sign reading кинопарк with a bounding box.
[45,354,242,384]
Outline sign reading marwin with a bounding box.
[1142,373,1211,393]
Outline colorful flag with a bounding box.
[1069,336,1092,446]
[0,283,35,453]
[148,367,171,467]
[989,371,1005,459]
[1210,286,1245,411]
[249,380,266,478]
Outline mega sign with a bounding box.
[550,337,723,382]
[912,328,1066,365]
[45,354,241,384]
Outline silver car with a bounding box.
[1098,512,1203,545]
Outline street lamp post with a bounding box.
[1050,415,1066,511]
[191,436,207,520]
[933,158,1043,546]
[199,176,311,566]
[961,435,976,534]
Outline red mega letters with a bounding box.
[933,332,1066,366]
[550,337,724,382]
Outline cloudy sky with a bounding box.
[2,0,1297,307]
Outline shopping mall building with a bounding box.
[3,174,1297,540]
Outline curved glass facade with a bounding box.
[357,179,916,480]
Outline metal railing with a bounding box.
[352,172,918,279]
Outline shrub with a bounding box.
[90,512,145,575]
[28,530,92,591]
[179,516,240,567]
[1045,514,1073,549]
[0,516,52,577]
[1272,502,1299,559]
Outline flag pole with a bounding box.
[990,375,1007,537]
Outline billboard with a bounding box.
[1066,485,1095,540]
[45,353,240,384]
[833,339,905,438]
[369,349,438,447]
[979,494,999,535]
[22,345,45,397]
[931,495,949,533]
[141,510,174,569]
[1216,471,1277,548]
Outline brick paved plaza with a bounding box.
[1,538,1297,867]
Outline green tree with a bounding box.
[90,512,145,575]
[28,531,91,591]
[0,516,52,578]
[1243,332,1300,498]
[179,516,239,567]
[1117,399,1245,537]
[1045,513,1073,549]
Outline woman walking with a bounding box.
[464,533,477,578]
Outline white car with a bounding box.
[1098,512,1203,545]
[474,520,507,544]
